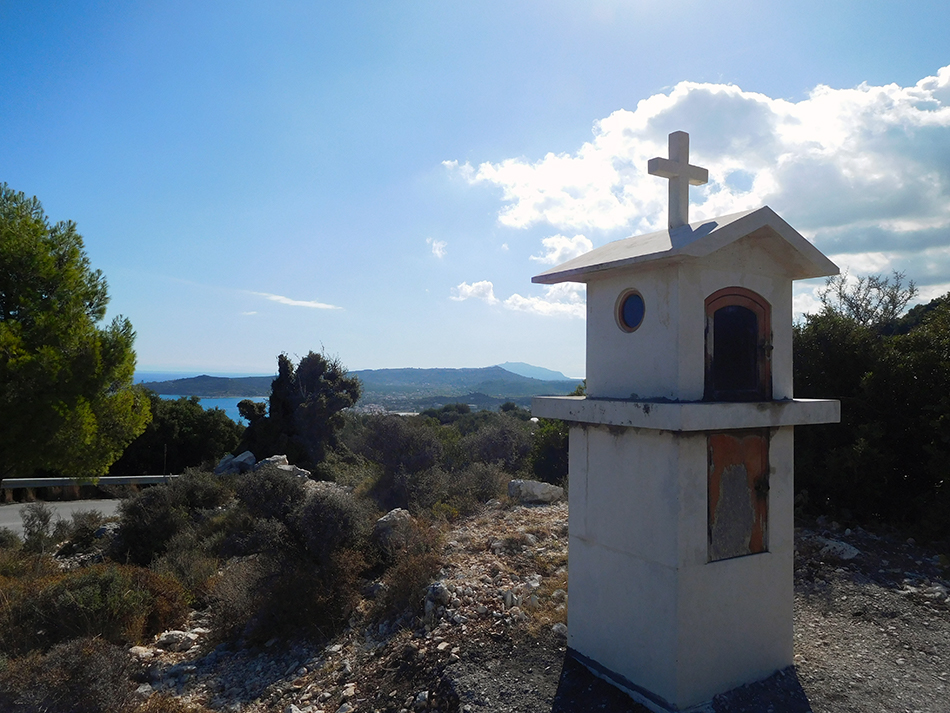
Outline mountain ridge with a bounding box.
[139,365,583,410]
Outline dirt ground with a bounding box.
[145,502,949,713]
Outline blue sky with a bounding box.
[3,1,950,378]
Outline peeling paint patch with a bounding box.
[707,430,769,561]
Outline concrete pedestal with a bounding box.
[532,397,839,712]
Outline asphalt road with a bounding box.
[0,499,122,536]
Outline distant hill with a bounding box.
[140,366,582,411]
[351,365,581,411]
[140,375,274,397]
[497,361,570,381]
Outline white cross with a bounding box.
[648,131,709,230]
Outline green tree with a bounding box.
[0,184,150,483]
[109,391,243,475]
[240,351,362,468]
[794,273,950,536]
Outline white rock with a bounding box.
[276,463,312,478]
[508,479,564,504]
[216,450,257,474]
[129,645,153,659]
[552,622,568,638]
[818,538,861,561]
[259,454,290,467]
[374,508,414,554]
[155,630,198,652]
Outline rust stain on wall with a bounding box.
[707,430,769,561]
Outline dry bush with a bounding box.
[115,470,233,566]
[248,550,366,643]
[54,509,107,557]
[235,465,307,522]
[20,501,58,554]
[0,564,188,656]
[131,694,216,713]
[151,530,220,604]
[207,556,270,642]
[0,637,137,713]
[114,487,190,566]
[405,462,508,520]
[294,486,375,566]
[312,451,383,496]
[0,527,22,551]
[375,520,443,618]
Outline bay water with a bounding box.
[158,395,267,425]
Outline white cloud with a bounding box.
[241,311,258,316]
[427,237,447,258]
[451,280,585,318]
[504,283,586,318]
[451,280,498,303]
[250,291,341,309]
[448,65,950,291]
[530,234,594,264]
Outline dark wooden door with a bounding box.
[704,287,772,401]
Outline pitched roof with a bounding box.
[532,206,839,285]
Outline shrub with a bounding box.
[795,290,950,537]
[20,502,58,554]
[530,418,569,485]
[376,520,442,617]
[207,556,269,642]
[0,637,136,713]
[293,486,375,566]
[235,465,307,522]
[244,552,365,643]
[109,391,243,476]
[403,463,508,519]
[311,450,383,495]
[355,415,444,507]
[211,482,375,644]
[115,470,232,566]
[0,564,188,655]
[458,416,532,472]
[115,485,190,565]
[0,549,59,579]
[151,530,220,604]
[55,509,106,556]
[0,527,21,551]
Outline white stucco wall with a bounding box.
[585,238,797,402]
[567,424,796,711]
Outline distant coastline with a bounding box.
[138,365,583,413]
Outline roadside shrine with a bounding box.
[532,131,840,712]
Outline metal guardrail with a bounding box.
[2,475,179,489]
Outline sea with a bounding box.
[135,372,269,425]
[156,395,267,425]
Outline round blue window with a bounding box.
[619,291,645,332]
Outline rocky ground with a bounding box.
[132,502,950,713]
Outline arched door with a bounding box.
[704,287,772,401]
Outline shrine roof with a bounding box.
[531,206,839,284]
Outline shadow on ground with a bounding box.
[551,655,813,713]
